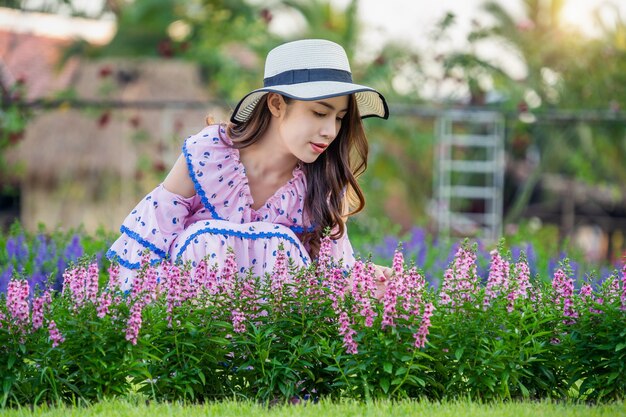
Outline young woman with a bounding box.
[107,39,392,290]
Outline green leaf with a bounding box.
[383,362,393,374]
[615,343,626,352]
[395,366,408,376]
[391,377,404,385]
[7,355,16,369]
[380,377,390,394]
[455,347,464,361]
[407,375,426,387]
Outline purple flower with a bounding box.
[63,235,84,261]
[6,234,29,263]
[0,265,14,294]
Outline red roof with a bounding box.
[0,30,79,99]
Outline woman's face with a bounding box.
[276,95,349,164]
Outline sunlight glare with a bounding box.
[559,0,601,37]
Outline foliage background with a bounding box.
[1,1,626,263]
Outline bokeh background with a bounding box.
[2,0,626,267]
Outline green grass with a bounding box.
[4,399,626,417]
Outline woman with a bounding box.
[107,39,392,290]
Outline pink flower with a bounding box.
[552,268,578,321]
[404,267,426,319]
[317,235,333,273]
[505,260,531,313]
[219,249,237,296]
[338,311,358,354]
[97,291,112,318]
[194,259,209,292]
[231,308,246,333]
[349,260,377,327]
[86,262,99,304]
[31,294,46,330]
[392,249,405,278]
[607,276,620,304]
[439,244,479,308]
[484,249,510,309]
[48,320,65,347]
[621,264,626,311]
[107,263,121,291]
[413,302,434,349]
[125,302,143,345]
[579,283,593,299]
[7,279,29,330]
[165,263,182,327]
[63,266,88,310]
[270,245,290,304]
[381,276,398,329]
[325,267,347,313]
[180,267,196,302]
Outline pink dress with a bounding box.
[107,124,356,290]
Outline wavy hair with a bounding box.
[225,94,368,258]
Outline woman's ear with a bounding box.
[266,93,285,118]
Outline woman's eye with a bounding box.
[314,112,326,118]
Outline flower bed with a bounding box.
[1,236,625,407]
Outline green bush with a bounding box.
[1,239,625,407]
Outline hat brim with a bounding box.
[230,81,389,123]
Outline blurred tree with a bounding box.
[458,0,626,225]
[280,0,359,54]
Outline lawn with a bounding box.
[4,398,626,417]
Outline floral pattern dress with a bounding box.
[107,124,356,290]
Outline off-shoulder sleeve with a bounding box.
[107,184,200,269]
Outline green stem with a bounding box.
[390,347,418,397]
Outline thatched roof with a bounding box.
[7,58,226,184]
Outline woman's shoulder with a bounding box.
[184,123,233,150]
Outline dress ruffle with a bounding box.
[106,184,200,269]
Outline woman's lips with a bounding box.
[311,142,328,153]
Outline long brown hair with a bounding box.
[226,94,368,258]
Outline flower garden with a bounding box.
[1,223,625,409]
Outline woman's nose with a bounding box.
[320,118,338,139]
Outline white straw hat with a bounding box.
[230,39,389,123]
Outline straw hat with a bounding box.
[230,39,389,123]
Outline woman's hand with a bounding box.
[372,264,393,299]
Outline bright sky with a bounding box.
[343,0,624,46]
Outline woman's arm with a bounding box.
[162,154,196,198]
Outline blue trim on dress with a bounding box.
[289,225,316,234]
[120,225,168,259]
[106,249,163,270]
[182,139,223,220]
[174,227,310,265]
